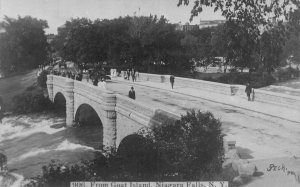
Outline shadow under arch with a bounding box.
[117,134,159,178]
[53,92,66,116]
[73,104,103,149]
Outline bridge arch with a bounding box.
[53,92,66,115]
[74,104,104,149]
[117,134,158,175]
[47,75,178,149]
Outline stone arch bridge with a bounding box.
[47,75,179,149]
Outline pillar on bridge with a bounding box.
[46,75,54,102]
[101,91,117,149]
[47,75,75,126]
[65,79,74,126]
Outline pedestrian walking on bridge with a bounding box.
[128,87,136,100]
[170,75,175,89]
[131,69,136,82]
[245,83,252,101]
[93,75,99,86]
[127,69,131,81]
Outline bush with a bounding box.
[150,109,224,180]
[12,89,53,114]
[37,70,49,88]
[276,67,300,81]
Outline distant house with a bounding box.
[175,20,226,31]
[46,34,55,44]
[199,20,226,29]
[175,22,199,32]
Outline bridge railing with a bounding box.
[116,94,180,126]
[121,71,232,95]
[120,71,300,109]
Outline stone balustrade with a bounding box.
[121,71,300,109]
[235,85,300,109]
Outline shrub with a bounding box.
[276,67,300,81]
[150,109,224,180]
[12,89,53,114]
[37,70,49,88]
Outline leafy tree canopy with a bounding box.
[52,16,192,74]
[178,0,300,72]
[0,16,48,75]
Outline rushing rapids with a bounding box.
[0,112,102,186]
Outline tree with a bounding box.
[280,9,300,66]
[149,109,224,180]
[281,32,300,65]
[54,16,191,74]
[178,0,300,72]
[259,26,286,74]
[0,16,48,75]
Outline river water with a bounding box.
[0,112,101,180]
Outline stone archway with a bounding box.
[74,104,104,149]
[117,134,158,176]
[53,92,66,116]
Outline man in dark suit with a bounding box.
[245,83,252,101]
[128,87,136,100]
[170,75,175,89]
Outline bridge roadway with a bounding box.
[106,78,300,160]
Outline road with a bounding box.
[106,79,300,160]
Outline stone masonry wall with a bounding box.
[121,72,300,109]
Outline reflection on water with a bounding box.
[0,112,102,178]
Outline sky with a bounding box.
[0,0,224,34]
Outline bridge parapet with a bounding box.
[115,94,180,146]
[116,94,157,126]
[121,72,300,109]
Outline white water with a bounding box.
[0,117,64,142]
[0,113,100,186]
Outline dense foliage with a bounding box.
[37,70,49,88]
[178,0,300,73]
[12,85,53,114]
[26,110,226,186]
[52,16,191,74]
[0,16,48,75]
[150,109,224,180]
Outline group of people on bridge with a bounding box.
[124,68,139,82]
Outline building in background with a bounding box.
[199,20,226,29]
[46,34,55,44]
[175,22,199,31]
